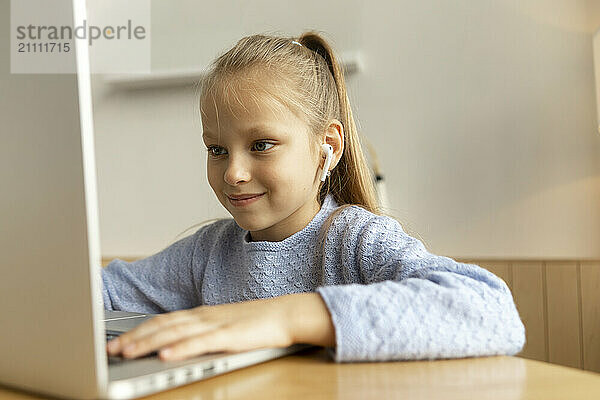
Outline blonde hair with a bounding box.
[176,31,384,244]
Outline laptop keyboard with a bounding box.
[106,332,157,364]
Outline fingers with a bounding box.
[107,310,195,356]
[159,328,238,361]
[122,321,214,359]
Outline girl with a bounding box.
[103,32,526,362]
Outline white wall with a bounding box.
[91,0,600,259]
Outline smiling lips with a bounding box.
[227,193,265,207]
[227,193,264,200]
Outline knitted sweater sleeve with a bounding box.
[315,215,526,362]
[101,229,205,313]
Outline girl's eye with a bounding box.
[252,141,275,152]
[206,146,226,157]
[206,142,274,157]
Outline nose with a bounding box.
[223,154,251,186]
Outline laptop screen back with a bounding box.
[0,0,107,398]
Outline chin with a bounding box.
[231,216,270,232]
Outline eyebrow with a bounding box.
[202,126,276,140]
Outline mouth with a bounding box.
[227,193,265,207]
[227,193,264,200]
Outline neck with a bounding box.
[249,197,322,242]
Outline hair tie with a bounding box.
[291,40,303,47]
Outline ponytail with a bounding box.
[297,32,380,216]
[294,32,382,245]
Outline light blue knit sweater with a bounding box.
[102,194,526,362]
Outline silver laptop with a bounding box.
[0,1,312,399]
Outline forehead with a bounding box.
[200,74,307,132]
[201,95,283,128]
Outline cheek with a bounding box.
[268,154,316,190]
[255,164,280,184]
[206,163,221,189]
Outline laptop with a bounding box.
[0,1,312,399]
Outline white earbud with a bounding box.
[320,143,334,182]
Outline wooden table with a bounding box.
[1,347,600,399]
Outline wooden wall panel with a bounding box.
[474,261,513,292]
[546,262,582,369]
[511,262,546,361]
[581,261,600,373]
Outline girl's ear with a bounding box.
[323,119,344,169]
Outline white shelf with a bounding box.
[103,51,364,89]
[102,68,205,89]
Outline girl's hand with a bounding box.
[106,295,297,361]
